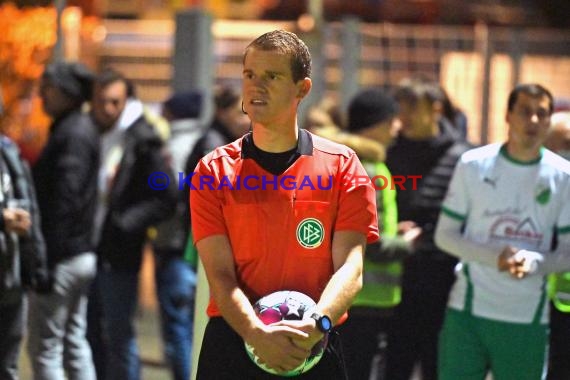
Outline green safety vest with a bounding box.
[549,272,570,313]
[352,162,403,309]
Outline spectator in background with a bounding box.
[545,111,570,380]
[304,96,345,132]
[0,91,49,380]
[89,68,177,380]
[86,68,129,380]
[303,98,338,134]
[28,61,99,380]
[151,90,204,380]
[184,84,250,177]
[411,75,468,141]
[439,85,468,141]
[337,88,421,380]
[385,77,472,380]
[435,84,570,380]
[305,98,387,163]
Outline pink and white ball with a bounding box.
[245,290,328,377]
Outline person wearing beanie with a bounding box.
[338,88,422,380]
[163,91,203,121]
[28,61,99,380]
[347,88,399,134]
[41,61,94,106]
[151,89,204,380]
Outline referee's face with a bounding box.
[242,48,309,129]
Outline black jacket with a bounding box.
[184,118,235,177]
[386,118,473,259]
[98,115,177,273]
[33,110,99,268]
[0,136,49,303]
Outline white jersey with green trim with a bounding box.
[442,143,570,324]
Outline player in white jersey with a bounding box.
[434,84,570,380]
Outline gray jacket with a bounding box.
[153,118,204,252]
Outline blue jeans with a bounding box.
[28,252,97,380]
[154,254,196,380]
[98,267,140,380]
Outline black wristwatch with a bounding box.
[310,312,332,334]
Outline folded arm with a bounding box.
[196,234,310,373]
[288,231,366,352]
[434,213,507,268]
[436,214,570,278]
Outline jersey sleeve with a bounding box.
[440,157,470,222]
[189,158,228,243]
[335,152,379,243]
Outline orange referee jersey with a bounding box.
[190,130,379,317]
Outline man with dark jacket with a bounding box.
[90,69,177,380]
[28,61,99,380]
[0,99,49,379]
[384,78,472,380]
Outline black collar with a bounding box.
[241,129,313,175]
[241,128,313,159]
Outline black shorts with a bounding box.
[196,317,348,380]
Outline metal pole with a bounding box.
[299,0,326,125]
[510,28,523,89]
[340,16,361,114]
[307,0,323,23]
[301,32,325,122]
[476,22,491,145]
[173,9,214,127]
[173,11,214,380]
[53,0,67,62]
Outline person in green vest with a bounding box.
[336,88,422,380]
[545,110,570,380]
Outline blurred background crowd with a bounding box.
[0,1,569,380]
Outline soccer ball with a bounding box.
[245,290,328,377]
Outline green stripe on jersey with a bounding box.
[499,144,543,165]
[441,206,466,221]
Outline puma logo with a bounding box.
[483,177,497,188]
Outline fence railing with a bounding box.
[97,16,570,144]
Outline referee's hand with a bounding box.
[248,323,309,373]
